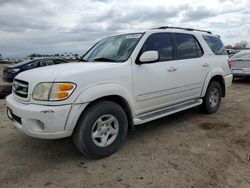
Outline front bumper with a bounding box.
[2,76,14,83]
[6,94,73,139]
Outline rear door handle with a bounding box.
[167,67,177,72]
[202,63,209,68]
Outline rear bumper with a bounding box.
[224,74,233,87]
[232,69,250,77]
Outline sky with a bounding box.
[0,0,250,58]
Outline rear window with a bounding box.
[232,51,250,59]
[203,35,226,55]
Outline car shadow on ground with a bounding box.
[0,85,12,99]
[233,77,250,84]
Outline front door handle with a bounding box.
[202,63,209,68]
[167,67,177,72]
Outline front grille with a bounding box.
[13,79,29,98]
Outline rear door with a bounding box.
[168,33,209,101]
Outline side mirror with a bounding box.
[138,51,159,64]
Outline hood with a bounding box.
[15,62,118,82]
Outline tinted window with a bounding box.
[203,35,226,55]
[39,59,54,67]
[141,33,173,61]
[54,59,68,64]
[25,61,38,68]
[174,33,200,59]
[195,40,203,57]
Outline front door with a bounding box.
[132,33,176,114]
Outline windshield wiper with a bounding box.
[93,57,117,62]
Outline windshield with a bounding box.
[13,59,34,67]
[82,33,143,62]
[232,51,250,59]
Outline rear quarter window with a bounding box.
[203,35,226,55]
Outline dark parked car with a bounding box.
[0,60,9,64]
[2,58,69,82]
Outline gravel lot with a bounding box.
[0,64,250,188]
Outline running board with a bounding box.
[133,99,202,125]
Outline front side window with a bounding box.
[140,33,174,62]
[83,33,143,62]
[203,35,226,55]
[174,33,201,59]
[25,61,39,68]
[39,59,54,67]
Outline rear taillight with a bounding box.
[227,59,232,70]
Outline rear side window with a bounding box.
[141,33,174,62]
[174,33,203,59]
[203,35,226,55]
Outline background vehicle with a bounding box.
[0,60,10,64]
[230,50,250,78]
[2,58,69,82]
[6,27,233,159]
[226,48,237,57]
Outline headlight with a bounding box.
[32,82,76,101]
[32,83,52,101]
[9,68,20,73]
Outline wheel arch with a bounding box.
[66,83,135,133]
[81,95,134,130]
[201,70,226,98]
[210,75,225,97]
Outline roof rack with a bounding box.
[154,26,212,34]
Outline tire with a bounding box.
[73,100,128,159]
[200,81,222,114]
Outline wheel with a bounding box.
[200,81,222,114]
[73,100,128,159]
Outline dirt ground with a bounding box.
[0,64,250,188]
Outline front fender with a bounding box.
[74,83,135,115]
[201,68,225,97]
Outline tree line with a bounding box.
[225,40,249,50]
[28,53,80,59]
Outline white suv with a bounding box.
[6,27,233,158]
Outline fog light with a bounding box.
[38,120,45,130]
